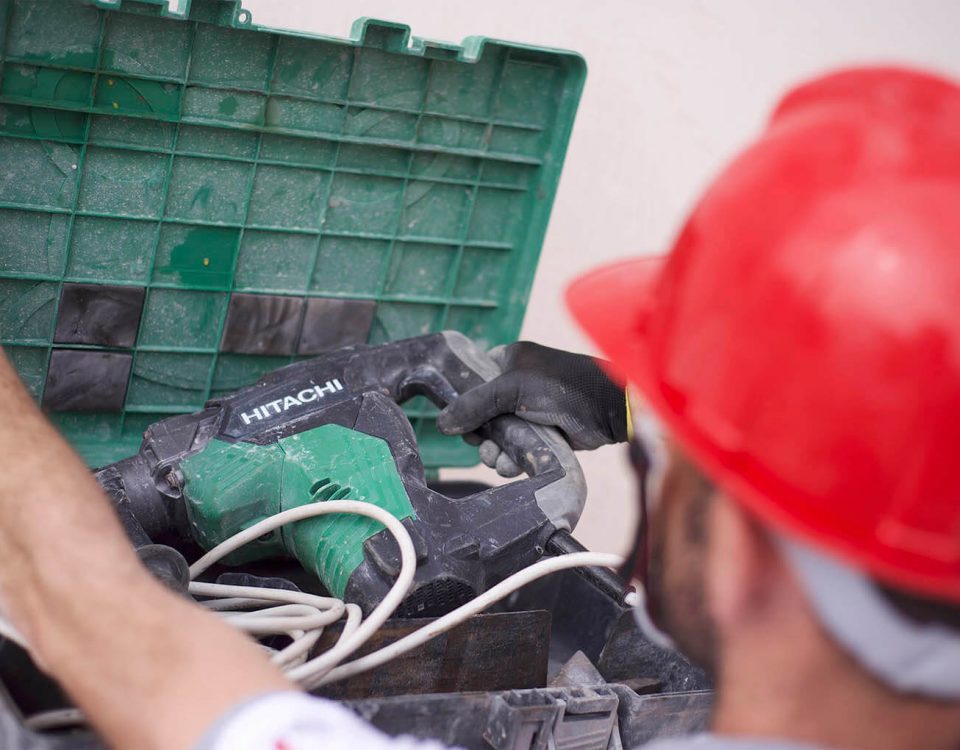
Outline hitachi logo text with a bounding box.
[239,380,344,425]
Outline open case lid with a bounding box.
[0,0,585,469]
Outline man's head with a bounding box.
[567,65,960,727]
[637,431,960,679]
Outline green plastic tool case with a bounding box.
[0,0,584,470]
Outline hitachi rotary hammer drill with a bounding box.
[95,332,590,617]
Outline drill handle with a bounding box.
[395,363,556,480]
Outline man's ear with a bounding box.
[706,493,783,630]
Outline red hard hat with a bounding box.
[568,67,960,603]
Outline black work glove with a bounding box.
[437,342,629,477]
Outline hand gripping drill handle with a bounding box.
[341,331,588,532]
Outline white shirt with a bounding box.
[198,692,829,750]
[198,692,456,750]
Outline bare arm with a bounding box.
[0,351,291,749]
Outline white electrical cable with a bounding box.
[189,582,346,614]
[220,603,340,634]
[309,550,623,689]
[187,581,355,668]
[188,501,416,581]
[16,498,625,733]
[188,500,419,686]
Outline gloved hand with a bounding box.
[437,342,628,477]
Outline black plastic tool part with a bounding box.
[507,567,711,693]
[53,283,145,348]
[41,350,132,412]
[136,544,191,594]
[111,495,190,594]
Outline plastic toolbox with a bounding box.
[0,0,585,469]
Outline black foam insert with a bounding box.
[42,349,132,411]
[54,283,145,348]
[220,293,304,356]
[298,298,377,355]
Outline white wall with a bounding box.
[243,0,960,554]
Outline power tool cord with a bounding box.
[8,499,623,731]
